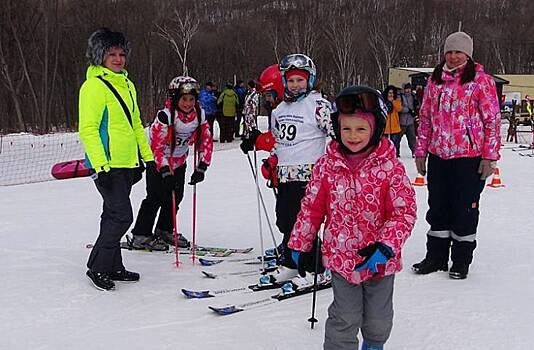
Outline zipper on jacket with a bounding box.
[126,79,136,113]
[465,126,474,148]
[437,91,443,112]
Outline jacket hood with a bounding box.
[327,137,396,171]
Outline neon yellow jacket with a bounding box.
[217,88,239,117]
[79,66,153,172]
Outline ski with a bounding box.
[193,246,253,254]
[198,258,224,266]
[93,239,236,257]
[115,241,228,257]
[512,145,532,151]
[248,274,288,291]
[519,152,534,157]
[181,286,249,299]
[201,269,260,279]
[272,280,332,301]
[207,279,332,316]
[201,262,278,279]
[208,297,277,315]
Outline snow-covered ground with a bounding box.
[1,126,533,349]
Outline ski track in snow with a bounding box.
[1,126,533,349]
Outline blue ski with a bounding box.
[209,297,277,315]
[181,286,249,299]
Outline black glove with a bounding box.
[240,129,262,154]
[94,170,112,189]
[291,239,325,277]
[145,160,157,175]
[189,161,208,185]
[160,166,174,192]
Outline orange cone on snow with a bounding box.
[487,167,505,188]
[412,173,426,186]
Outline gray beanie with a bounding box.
[86,28,131,66]
[443,31,473,58]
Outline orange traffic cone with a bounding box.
[412,173,426,186]
[487,167,505,188]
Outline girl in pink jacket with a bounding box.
[129,76,213,251]
[288,86,416,350]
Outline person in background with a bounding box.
[79,28,154,291]
[382,85,402,157]
[398,83,418,157]
[234,80,247,137]
[217,83,239,143]
[412,31,501,279]
[198,81,217,137]
[242,80,261,138]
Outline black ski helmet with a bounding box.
[331,85,387,151]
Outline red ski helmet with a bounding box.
[257,64,284,102]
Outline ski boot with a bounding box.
[412,258,448,275]
[155,228,190,248]
[449,263,469,279]
[127,234,169,251]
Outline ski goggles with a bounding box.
[336,91,381,115]
[279,54,314,73]
[178,82,200,95]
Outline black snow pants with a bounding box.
[425,154,485,266]
[131,164,186,236]
[87,168,135,273]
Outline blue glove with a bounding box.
[354,242,394,274]
[291,250,300,267]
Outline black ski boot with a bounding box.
[155,228,190,248]
[449,263,469,279]
[110,269,140,282]
[86,270,115,291]
[127,234,169,251]
[412,258,448,275]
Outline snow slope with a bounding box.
[1,131,533,350]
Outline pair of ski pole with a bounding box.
[246,147,321,329]
[171,149,199,268]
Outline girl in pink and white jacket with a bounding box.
[130,76,213,251]
[288,86,416,350]
[412,31,501,280]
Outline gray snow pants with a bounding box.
[324,273,394,350]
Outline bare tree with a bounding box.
[283,12,321,57]
[156,8,200,76]
[324,15,359,90]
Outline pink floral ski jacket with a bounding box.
[415,63,501,160]
[288,138,417,285]
[150,107,213,171]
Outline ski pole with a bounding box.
[191,144,199,265]
[172,187,180,268]
[308,235,321,329]
[168,158,180,268]
[246,152,279,260]
[253,148,265,272]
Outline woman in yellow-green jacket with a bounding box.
[79,28,154,291]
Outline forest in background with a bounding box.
[1,0,533,133]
